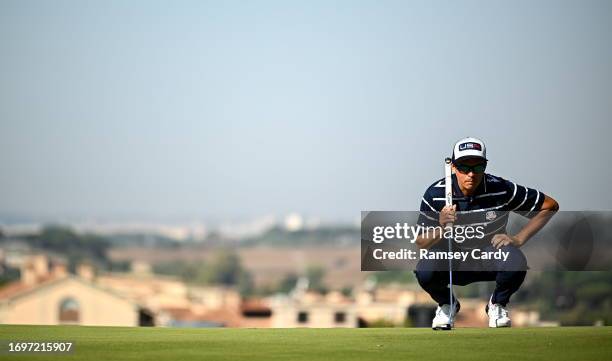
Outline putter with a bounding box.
[444,157,455,330]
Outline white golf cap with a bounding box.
[452,137,487,162]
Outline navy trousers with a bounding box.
[414,244,527,306]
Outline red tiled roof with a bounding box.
[0,275,61,300]
[241,299,271,312]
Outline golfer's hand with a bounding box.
[491,234,522,249]
[439,205,457,227]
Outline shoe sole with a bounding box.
[432,324,453,330]
[489,322,511,328]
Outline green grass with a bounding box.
[0,325,610,361]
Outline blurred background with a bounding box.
[1,0,611,328]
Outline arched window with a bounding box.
[58,297,80,324]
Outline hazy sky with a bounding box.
[1,0,611,223]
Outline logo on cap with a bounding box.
[458,142,482,151]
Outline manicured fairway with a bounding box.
[0,325,610,361]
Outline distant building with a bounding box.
[270,291,357,328]
[0,254,269,328]
[268,284,433,328]
[96,271,193,312]
[0,256,153,326]
[0,254,543,328]
[267,283,543,328]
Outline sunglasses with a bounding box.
[454,162,487,174]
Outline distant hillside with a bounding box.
[242,226,359,246]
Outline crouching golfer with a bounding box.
[415,137,559,329]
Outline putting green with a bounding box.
[0,325,610,361]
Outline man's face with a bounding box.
[453,158,487,194]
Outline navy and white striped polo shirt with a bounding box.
[417,173,546,249]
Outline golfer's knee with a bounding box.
[499,245,527,270]
[497,270,526,287]
[415,270,437,288]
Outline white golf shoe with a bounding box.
[432,301,460,330]
[486,298,511,328]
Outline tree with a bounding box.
[196,249,254,295]
[20,225,110,270]
[278,273,299,294]
[306,265,327,293]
